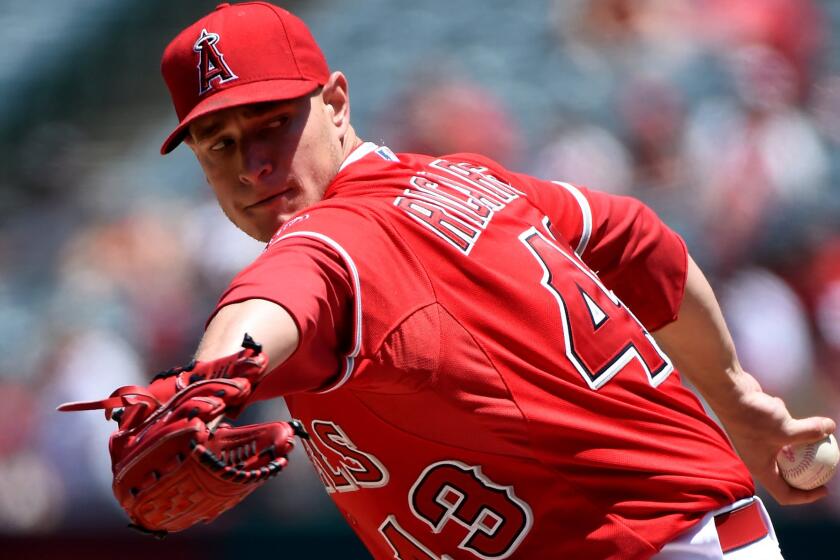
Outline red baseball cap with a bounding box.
[160,2,330,154]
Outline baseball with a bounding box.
[777,434,840,490]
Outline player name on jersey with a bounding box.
[394,159,525,255]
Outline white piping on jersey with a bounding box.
[551,181,592,257]
[274,231,363,393]
[338,141,400,172]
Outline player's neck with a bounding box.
[341,126,364,161]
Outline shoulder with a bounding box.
[269,192,390,239]
[439,151,507,171]
[263,199,402,278]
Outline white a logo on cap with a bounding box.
[194,28,238,95]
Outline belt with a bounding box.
[714,500,769,553]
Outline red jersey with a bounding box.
[213,143,754,559]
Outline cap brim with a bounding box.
[160,78,322,154]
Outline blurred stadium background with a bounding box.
[2,0,840,558]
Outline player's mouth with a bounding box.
[245,188,292,210]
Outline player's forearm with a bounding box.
[197,298,300,371]
[652,256,758,411]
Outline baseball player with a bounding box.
[62,2,836,559]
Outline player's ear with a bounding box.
[321,71,350,134]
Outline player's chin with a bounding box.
[243,204,303,241]
[233,205,283,240]
[233,215,276,243]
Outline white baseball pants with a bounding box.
[653,496,783,559]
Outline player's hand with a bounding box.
[716,370,836,506]
[57,335,307,536]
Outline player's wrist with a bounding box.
[700,368,767,431]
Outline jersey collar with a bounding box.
[338,141,399,172]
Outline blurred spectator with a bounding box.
[720,267,815,396]
[682,87,829,270]
[0,450,64,533]
[181,198,265,291]
[617,77,688,193]
[809,73,840,171]
[38,329,146,527]
[54,209,202,370]
[795,237,840,390]
[549,0,705,73]
[531,120,633,193]
[700,0,827,101]
[379,76,523,166]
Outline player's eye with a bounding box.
[209,138,232,151]
[265,115,289,129]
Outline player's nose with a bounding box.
[238,141,274,186]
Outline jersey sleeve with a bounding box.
[208,236,354,398]
[440,152,687,330]
[517,176,688,331]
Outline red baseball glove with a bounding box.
[58,335,306,538]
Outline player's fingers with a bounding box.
[765,478,829,506]
[783,417,836,444]
[759,463,830,505]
